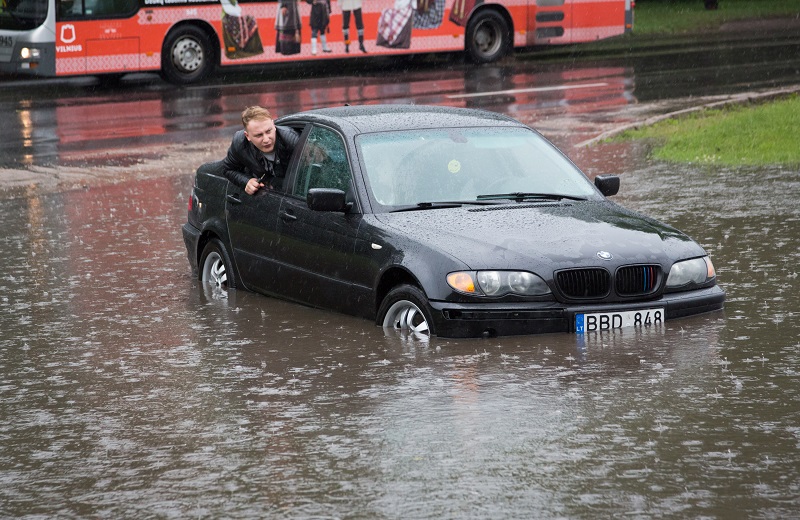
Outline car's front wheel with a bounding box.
[378,285,435,336]
[199,238,236,291]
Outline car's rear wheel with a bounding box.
[378,285,435,336]
[200,238,236,291]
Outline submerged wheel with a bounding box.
[162,25,214,85]
[465,10,511,64]
[378,284,435,336]
[199,238,236,291]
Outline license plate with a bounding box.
[0,36,13,48]
[576,308,664,333]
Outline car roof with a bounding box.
[278,104,528,134]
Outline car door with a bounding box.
[226,124,308,292]
[269,124,366,314]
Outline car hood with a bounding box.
[374,201,705,270]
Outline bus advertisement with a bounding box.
[1,0,633,84]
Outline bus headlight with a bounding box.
[20,47,41,60]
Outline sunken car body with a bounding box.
[182,105,724,338]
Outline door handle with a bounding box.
[280,210,297,222]
[226,193,241,205]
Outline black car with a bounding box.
[182,105,724,338]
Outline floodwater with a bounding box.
[1,152,798,517]
[2,33,800,516]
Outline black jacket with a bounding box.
[222,125,300,190]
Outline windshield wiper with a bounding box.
[476,192,587,202]
[389,200,500,213]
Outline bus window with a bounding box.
[1,0,48,29]
[58,0,80,17]
[59,0,137,18]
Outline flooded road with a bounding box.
[2,151,799,518]
[2,39,800,517]
[2,27,800,174]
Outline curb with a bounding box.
[577,86,800,148]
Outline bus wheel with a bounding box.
[162,25,214,85]
[465,10,510,64]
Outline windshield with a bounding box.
[0,0,49,30]
[356,126,598,209]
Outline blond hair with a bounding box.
[241,106,273,128]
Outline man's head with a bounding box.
[242,106,277,153]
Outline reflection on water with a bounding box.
[0,63,634,169]
[1,159,798,518]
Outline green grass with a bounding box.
[633,0,800,35]
[617,95,800,166]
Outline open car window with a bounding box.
[292,125,353,200]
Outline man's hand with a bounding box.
[245,177,265,195]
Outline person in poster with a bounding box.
[341,0,367,53]
[220,0,264,58]
[275,0,302,55]
[306,0,332,54]
[376,0,415,49]
[413,0,445,29]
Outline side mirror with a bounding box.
[595,175,620,197]
[307,188,348,212]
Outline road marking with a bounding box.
[446,82,609,99]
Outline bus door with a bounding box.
[56,0,140,75]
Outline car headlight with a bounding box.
[666,256,716,288]
[447,270,551,296]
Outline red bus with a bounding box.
[1,0,633,84]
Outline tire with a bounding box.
[378,284,436,336]
[199,238,237,292]
[465,10,510,64]
[161,25,215,85]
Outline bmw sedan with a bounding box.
[182,104,724,338]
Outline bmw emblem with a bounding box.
[596,251,613,261]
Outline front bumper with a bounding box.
[0,42,55,76]
[429,285,725,338]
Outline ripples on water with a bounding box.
[0,163,798,518]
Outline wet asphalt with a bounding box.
[1,24,799,518]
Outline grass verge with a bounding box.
[616,94,800,166]
[634,0,800,35]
